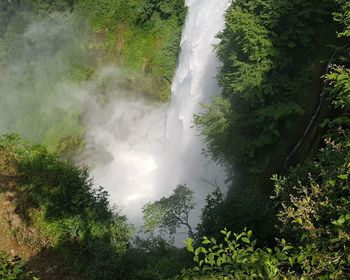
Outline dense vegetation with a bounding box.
[0,135,192,279]
[0,0,185,154]
[0,251,28,280]
[0,135,131,279]
[1,0,350,279]
[183,116,350,278]
[75,0,186,100]
[195,0,350,243]
[0,0,185,101]
[195,0,348,186]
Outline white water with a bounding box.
[156,0,231,231]
[85,0,231,230]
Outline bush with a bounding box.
[0,252,28,280]
[0,135,131,279]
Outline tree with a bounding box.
[143,185,196,238]
[183,2,350,279]
[195,0,343,188]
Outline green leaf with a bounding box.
[186,238,194,253]
[282,245,293,251]
[242,237,250,244]
[203,239,211,245]
[297,254,305,262]
[332,215,346,226]
[251,239,257,247]
[338,174,348,180]
[330,237,342,243]
[195,247,201,256]
[328,179,336,187]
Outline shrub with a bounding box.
[0,135,131,279]
[0,252,28,280]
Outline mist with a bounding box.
[0,4,228,241]
[80,67,168,224]
[0,10,175,225]
[0,12,90,149]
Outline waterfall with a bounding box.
[157,0,231,225]
[85,0,230,229]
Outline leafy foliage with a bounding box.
[0,135,131,279]
[327,65,350,109]
[187,6,350,278]
[185,229,286,279]
[75,0,186,100]
[271,138,350,278]
[0,252,28,280]
[197,188,277,246]
[121,236,190,280]
[184,154,350,279]
[195,0,344,178]
[269,54,350,276]
[143,184,196,238]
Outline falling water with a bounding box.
[86,0,231,229]
[156,0,231,231]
